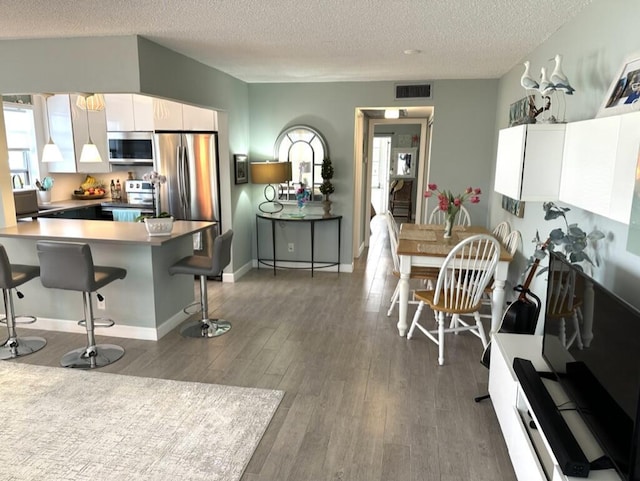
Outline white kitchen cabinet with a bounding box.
[105,94,217,132]
[104,94,135,131]
[104,94,154,131]
[152,98,183,130]
[559,111,640,224]
[132,95,154,131]
[46,94,110,174]
[494,123,566,201]
[182,104,217,131]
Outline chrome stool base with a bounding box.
[61,344,125,369]
[180,319,231,338]
[0,336,47,360]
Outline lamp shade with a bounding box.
[250,161,292,184]
[42,141,63,163]
[79,143,103,163]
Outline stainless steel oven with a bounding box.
[107,132,154,165]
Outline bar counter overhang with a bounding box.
[0,218,216,340]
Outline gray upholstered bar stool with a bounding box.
[169,229,233,338]
[0,244,47,359]
[36,241,126,368]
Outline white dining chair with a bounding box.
[492,221,511,244]
[429,205,471,226]
[385,211,439,316]
[479,229,522,317]
[407,234,500,365]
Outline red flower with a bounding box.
[422,182,482,215]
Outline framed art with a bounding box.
[501,195,525,218]
[234,154,248,184]
[508,95,537,127]
[597,52,640,118]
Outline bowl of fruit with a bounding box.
[72,175,107,199]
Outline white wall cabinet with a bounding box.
[559,111,640,225]
[182,103,217,131]
[105,94,218,132]
[46,94,110,174]
[104,94,155,131]
[494,124,566,201]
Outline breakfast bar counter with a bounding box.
[0,219,216,340]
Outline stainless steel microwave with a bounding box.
[107,131,154,165]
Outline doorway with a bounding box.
[351,108,433,260]
[371,135,391,215]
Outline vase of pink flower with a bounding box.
[423,183,482,238]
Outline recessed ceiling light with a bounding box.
[403,49,422,55]
[384,109,400,119]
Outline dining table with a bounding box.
[395,223,514,337]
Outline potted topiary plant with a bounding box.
[319,157,334,217]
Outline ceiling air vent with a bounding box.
[395,83,432,100]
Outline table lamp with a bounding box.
[250,161,292,213]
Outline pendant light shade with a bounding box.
[41,94,63,163]
[42,140,63,163]
[79,94,103,163]
[79,143,102,163]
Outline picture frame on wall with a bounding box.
[234,154,248,184]
[597,52,640,118]
[501,195,525,218]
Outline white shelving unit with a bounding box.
[489,333,622,481]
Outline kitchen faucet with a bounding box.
[11,175,24,189]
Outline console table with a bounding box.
[256,213,341,276]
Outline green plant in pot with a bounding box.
[319,157,334,217]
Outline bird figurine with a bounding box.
[538,67,555,96]
[520,61,539,90]
[550,54,575,94]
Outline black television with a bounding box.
[542,251,640,480]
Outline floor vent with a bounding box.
[395,83,432,100]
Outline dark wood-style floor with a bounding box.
[10,215,517,481]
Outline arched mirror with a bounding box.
[274,125,328,202]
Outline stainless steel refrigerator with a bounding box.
[154,131,220,256]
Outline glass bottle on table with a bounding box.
[115,179,122,201]
[110,179,116,200]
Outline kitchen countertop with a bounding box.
[17,198,153,220]
[0,218,215,246]
[17,198,108,219]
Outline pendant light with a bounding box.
[41,94,63,163]
[79,94,103,163]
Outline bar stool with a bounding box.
[36,241,126,368]
[169,229,233,338]
[0,244,47,359]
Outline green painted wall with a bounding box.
[0,36,141,94]
[248,79,498,263]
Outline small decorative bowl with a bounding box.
[144,217,174,236]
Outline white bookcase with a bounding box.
[489,333,622,481]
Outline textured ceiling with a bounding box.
[0,0,592,83]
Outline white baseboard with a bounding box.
[17,310,192,341]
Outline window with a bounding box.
[3,103,39,188]
[274,125,328,202]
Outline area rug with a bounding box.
[0,362,283,481]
